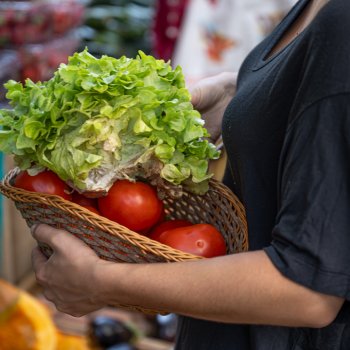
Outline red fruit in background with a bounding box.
[12,25,25,45]
[148,219,193,240]
[14,170,72,201]
[71,192,98,208]
[3,8,15,24]
[98,180,164,232]
[155,207,166,225]
[155,223,227,258]
[21,66,41,82]
[82,205,100,215]
[52,6,71,34]
[0,27,11,46]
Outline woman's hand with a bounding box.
[31,224,106,316]
[189,72,237,144]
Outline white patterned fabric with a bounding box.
[173,0,297,85]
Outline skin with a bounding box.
[188,71,237,144]
[268,0,330,58]
[31,224,343,326]
[31,0,343,329]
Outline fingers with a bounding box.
[31,223,98,260]
[189,86,202,108]
[31,224,85,254]
[31,246,47,273]
[31,223,58,243]
[31,224,64,254]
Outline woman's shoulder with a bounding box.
[303,0,350,86]
[315,0,350,37]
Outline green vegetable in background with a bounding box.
[0,49,219,196]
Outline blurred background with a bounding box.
[0,0,295,349]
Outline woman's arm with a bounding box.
[31,224,344,327]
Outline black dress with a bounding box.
[175,0,350,348]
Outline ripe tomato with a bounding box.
[148,219,193,240]
[82,205,100,215]
[97,180,164,232]
[156,224,227,258]
[14,170,72,200]
[71,192,98,208]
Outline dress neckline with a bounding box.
[253,0,310,70]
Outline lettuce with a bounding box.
[0,49,219,196]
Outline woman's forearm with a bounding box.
[95,250,343,327]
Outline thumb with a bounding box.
[31,223,98,260]
[31,223,61,247]
[31,224,82,254]
[189,85,202,109]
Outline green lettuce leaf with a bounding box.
[0,49,220,195]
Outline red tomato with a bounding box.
[97,180,164,232]
[82,205,100,215]
[71,192,98,208]
[148,219,193,240]
[14,170,72,200]
[156,224,226,258]
[155,207,166,225]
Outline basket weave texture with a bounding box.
[0,167,248,313]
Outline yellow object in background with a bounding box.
[0,279,57,350]
[56,332,91,350]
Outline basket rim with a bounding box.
[0,167,248,261]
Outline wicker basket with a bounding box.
[0,167,248,313]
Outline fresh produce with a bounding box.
[98,179,164,232]
[51,1,85,36]
[83,205,100,215]
[80,0,155,59]
[148,219,192,239]
[0,49,219,198]
[14,169,72,201]
[0,279,57,350]
[0,0,84,48]
[20,33,81,83]
[71,191,98,208]
[56,332,91,350]
[155,223,227,258]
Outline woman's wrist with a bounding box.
[90,259,130,306]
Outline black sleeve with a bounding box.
[264,93,350,299]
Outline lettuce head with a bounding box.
[0,49,220,196]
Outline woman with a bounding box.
[31,0,350,348]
